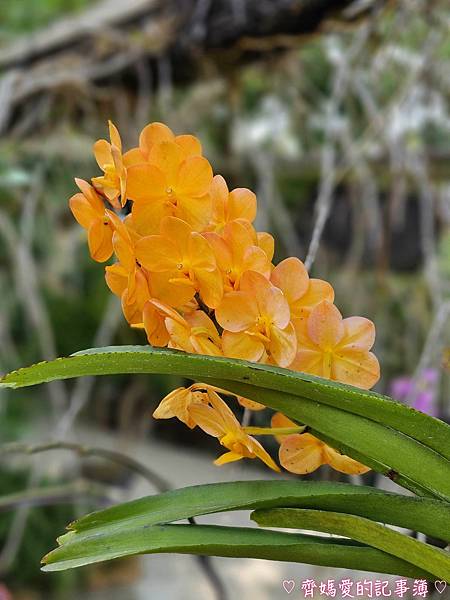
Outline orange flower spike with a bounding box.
[216,270,297,367]
[208,175,257,233]
[69,178,114,262]
[91,121,127,208]
[271,257,334,320]
[135,216,223,309]
[126,133,212,234]
[291,300,380,389]
[188,390,280,471]
[204,220,271,292]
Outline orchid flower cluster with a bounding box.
[70,121,380,475]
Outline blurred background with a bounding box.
[0,0,449,598]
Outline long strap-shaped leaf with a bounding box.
[59,481,450,544]
[41,522,435,579]
[1,346,449,462]
[252,508,450,582]
[2,347,450,500]
[208,379,450,502]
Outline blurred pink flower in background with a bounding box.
[389,368,439,417]
[0,584,12,600]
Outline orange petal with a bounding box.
[195,267,224,309]
[189,232,217,272]
[131,199,170,235]
[112,232,135,272]
[228,188,257,222]
[135,235,180,272]
[69,193,98,229]
[105,263,128,297]
[332,348,380,389]
[148,141,184,184]
[221,331,265,362]
[108,120,122,151]
[237,397,265,411]
[203,232,232,273]
[240,247,272,286]
[299,279,335,311]
[307,301,344,350]
[223,220,255,262]
[210,175,228,226]
[175,134,202,158]
[340,316,376,351]
[279,434,324,474]
[176,156,213,197]
[139,122,174,157]
[93,139,112,169]
[126,164,167,203]
[214,451,244,466]
[123,147,146,168]
[87,220,113,262]
[246,437,281,472]
[161,216,192,256]
[176,193,212,232]
[257,232,275,262]
[289,348,324,376]
[188,404,225,437]
[143,301,170,347]
[165,315,193,352]
[269,322,297,368]
[149,271,196,307]
[324,445,371,475]
[215,291,258,332]
[271,257,309,305]
[271,412,298,443]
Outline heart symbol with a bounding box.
[283,580,295,594]
[435,581,447,594]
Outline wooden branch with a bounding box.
[0,0,390,134]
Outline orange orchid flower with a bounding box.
[208,175,257,233]
[204,220,271,292]
[91,121,128,208]
[105,263,151,326]
[153,383,210,429]
[271,257,334,319]
[215,270,297,367]
[69,178,114,262]
[135,216,223,309]
[188,389,280,470]
[290,300,380,389]
[126,133,213,234]
[271,413,370,475]
[145,299,222,355]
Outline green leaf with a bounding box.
[208,379,450,502]
[2,345,448,459]
[41,522,435,578]
[2,346,450,500]
[58,481,450,544]
[252,508,450,582]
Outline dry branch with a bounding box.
[0,0,389,133]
